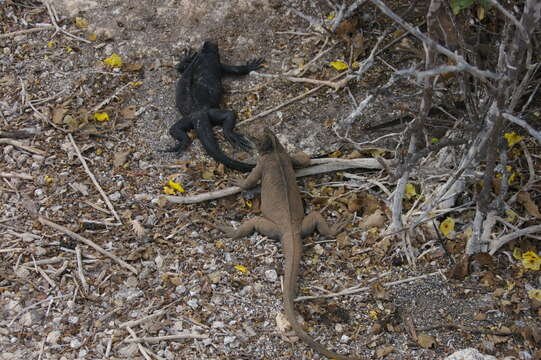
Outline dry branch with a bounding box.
[0,138,47,156]
[156,158,382,204]
[38,217,138,275]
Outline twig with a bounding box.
[119,311,166,329]
[0,138,47,156]
[75,246,89,293]
[0,25,54,39]
[0,130,37,139]
[124,333,209,344]
[125,327,152,360]
[0,172,33,180]
[238,72,347,126]
[38,216,137,274]
[295,271,441,301]
[43,1,91,44]
[68,134,122,223]
[489,224,541,255]
[8,295,68,326]
[502,112,541,143]
[0,248,23,253]
[157,158,382,204]
[253,72,345,90]
[91,83,132,113]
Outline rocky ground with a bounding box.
[1,0,540,359]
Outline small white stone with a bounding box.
[175,285,186,294]
[313,244,324,255]
[211,321,225,328]
[70,338,82,349]
[339,334,350,343]
[223,336,236,345]
[46,330,61,344]
[187,298,198,309]
[264,269,278,282]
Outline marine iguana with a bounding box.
[164,41,264,172]
[217,128,355,360]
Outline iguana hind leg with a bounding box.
[301,212,347,238]
[219,216,281,240]
[208,108,252,152]
[163,118,193,152]
[221,58,265,75]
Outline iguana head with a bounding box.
[201,41,219,54]
[254,127,284,154]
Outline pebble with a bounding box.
[264,269,277,282]
[187,298,198,309]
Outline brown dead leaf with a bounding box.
[374,237,391,257]
[120,105,137,120]
[518,191,541,218]
[371,282,390,300]
[130,219,145,239]
[113,150,131,168]
[487,334,509,344]
[375,344,394,358]
[336,231,350,248]
[359,209,386,230]
[52,105,69,124]
[447,255,470,280]
[124,63,143,72]
[417,333,436,349]
[347,196,361,212]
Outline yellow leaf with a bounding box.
[330,60,349,71]
[351,61,360,70]
[327,12,335,20]
[163,186,175,195]
[87,33,97,41]
[476,6,485,21]
[95,148,103,155]
[75,17,88,28]
[368,310,378,320]
[215,240,224,249]
[504,132,523,147]
[47,41,56,48]
[512,247,522,260]
[167,179,185,193]
[103,53,123,68]
[329,150,342,158]
[528,289,541,301]
[234,265,248,274]
[370,149,386,157]
[431,137,439,144]
[65,47,73,53]
[94,112,109,122]
[522,251,541,270]
[404,183,417,199]
[439,217,455,238]
[505,209,518,223]
[245,200,253,208]
[129,81,143,87]
[44,175,54,184]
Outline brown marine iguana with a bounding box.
[217,128,355,360]
[164,41,264,172]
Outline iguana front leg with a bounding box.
[221,58,265,75]
[301,212,347,238]
[232,161,263,189]
[218,216,281,240]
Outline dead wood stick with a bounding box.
[0,25,54,39]
[124,333,209,344]
[489,224,541,255]
[0,130,36,139]
[159,158,382,204]
[125,327,152,360]
[253,72,345,90]
[238,72,348,126]
[38,217,137,274]
[295,271,441,301]
[119,310,165,329]
[43,1,91,44]
[0,138,47,156]
[91,83,132,113]
[68,134,122,223]
[75,246,89,293]
[0,172,33,180]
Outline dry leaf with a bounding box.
[113,150,131,168]
[374,237,391,257]
[120,105,137,119]
[52,105,68,124]
[330,60,349,71]
[439,217,455,238]
[359,209,386,230]
[371,282,390,300]
[417,333,435,348]
[275,312,291,333]
[518,192,541,218]
[376,344,394,358]
[447,255,470,280]
[103,53,123,68]
[130,219,145,239]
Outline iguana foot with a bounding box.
[224,131,253,152]
[245,58,265,72]
[159,143,187,153]
[214,224,236,238]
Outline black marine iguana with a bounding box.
[164,41,264,172]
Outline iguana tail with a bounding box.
[282,232,356,360]
[196,115,255,172]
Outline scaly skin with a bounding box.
[164,41,264,172]
[218,128,355,360]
